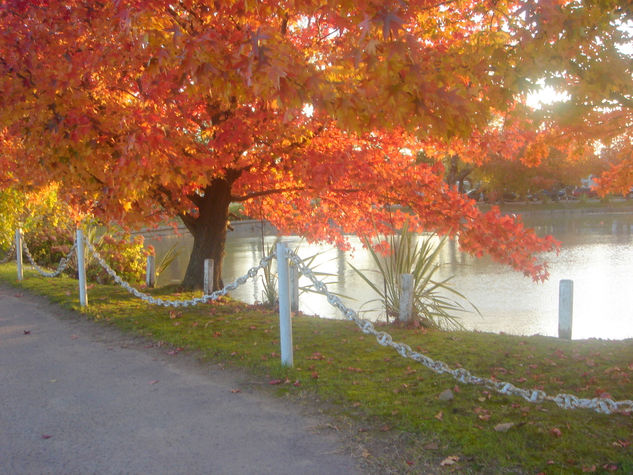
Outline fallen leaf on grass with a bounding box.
[70,334,78,340]
[582,466,597,473]
[231,389,241,393]
[602,464,619,472]
[613,439,630,448]
[149,380,159,385]
[268,379,283,385]
[440,455,459,466]
[423,442,439,450]
[434,411,443,421]
[23,330,31,335]
[550,427,562,438]
[494,422,515,433]
[41,434,52,439]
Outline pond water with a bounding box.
[145,210,633,340]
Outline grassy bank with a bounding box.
[2,263,633,474]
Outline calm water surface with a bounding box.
[146,211,633,340]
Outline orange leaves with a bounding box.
[0,0,586,282]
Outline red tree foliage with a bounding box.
[1,1,630,288]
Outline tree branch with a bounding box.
[231,187,305,202]
[179,210,197,232]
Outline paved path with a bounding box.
[0,285,362,474]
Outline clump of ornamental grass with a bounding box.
[351,225,478,329]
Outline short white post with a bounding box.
[146,255,156,288]
[558,279,573,339]
[399,273,414,322]
[203,259,214,295]
[15,228,23,282]
[276,242,293,367]
[76,229,88,308]
[289,264,299,313]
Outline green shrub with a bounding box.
[0,186,149,284]
[82,229,150,284]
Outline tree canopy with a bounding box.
[1,0,631,288]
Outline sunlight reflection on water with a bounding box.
[145,211,633,340]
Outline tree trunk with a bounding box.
[181,176,235,290]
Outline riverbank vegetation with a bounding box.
[2,263,632,474]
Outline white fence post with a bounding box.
[276,242,293,367]
[146,255,156,288]
[76,229,88,307]
[203,259,214,295]
[559,279,573,339]
[15,228,23,282]
[399,273,414,322]
[290,264,299,313]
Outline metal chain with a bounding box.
[0,241,15,264]
[285,248,633,415]
[85,240,275,307]
[22,239,77,278]
[14,227,631,415]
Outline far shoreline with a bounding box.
[137,199,633,239]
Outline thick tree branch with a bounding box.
[231,186,305,202]
[179,210,197,232]
[231,184,367,202]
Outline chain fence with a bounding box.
[85,240,275,308]
[8,227,632,415]
[284,247,633,415]
[22,240,77,278]
[0,241,15,264]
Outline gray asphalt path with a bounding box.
[0,285,362,474]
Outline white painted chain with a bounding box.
[0,241,15,264]
[85,240,275,307]
[22,240,77,278]
[284,248,633,415]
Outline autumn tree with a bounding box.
[1,1,631,289]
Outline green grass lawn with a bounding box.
[2,263,632,474]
